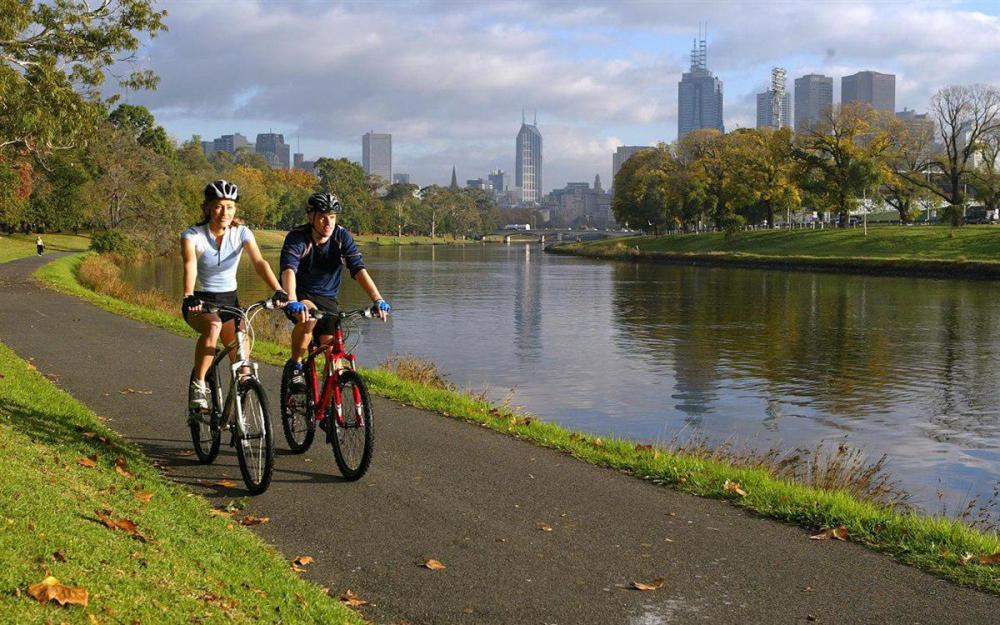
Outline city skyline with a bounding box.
[118,1,1000,193]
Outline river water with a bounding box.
[122,242,1000,512]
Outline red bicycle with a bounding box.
[279,307,375,480]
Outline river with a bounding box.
[122,242,1000,513]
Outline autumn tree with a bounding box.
[880,116,937,223]
[729,128,800,227]
[971,126,1000,215]
[313,158,380,232]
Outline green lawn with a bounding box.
[564,225,1000,262]
[0,341,363,624]
[0,233,90,264]
[254,230,470,250]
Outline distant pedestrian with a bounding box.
[35,236,44,256]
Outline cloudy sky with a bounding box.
[123,0,1000,192]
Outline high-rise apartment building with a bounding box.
[362,132,392,182]
[255,133,290,169]
[212,133,249,154]
[677,36,724,139]
[516,113,543,204]
[842,71,895,112]
[794,74,833,130]
[488,169,508,194]
[757,91,792,129]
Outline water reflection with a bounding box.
[121,244,1000,509]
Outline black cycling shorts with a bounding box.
[287,291,341,336]
[182,290,241,325]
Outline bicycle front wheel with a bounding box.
[280,360,315,453]
[234,377,274,495]
[189,368,221,464]
[330,370,374,481]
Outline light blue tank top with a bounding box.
[181,224,255,292]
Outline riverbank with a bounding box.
[31,252,1000,595]
[0,340,362,624]
[550,226,1000,279]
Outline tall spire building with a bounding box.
[515,110,543,204]
[677,30,724,139]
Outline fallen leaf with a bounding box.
[723,480,748,498]
[632,577,665,591]
[422,559,446,570]
[95,510,146,542]
[26,576,89,607]
[134,491,153,504]
[114,458,133,479]
[810,526,849,542]
[292,555,314,567]
[339,589,369,607]
[119,387,152,395]
[176,449,195,457]
[77,455,97,469]
[213,480,238,488]
[237,515,270,526]
[960,553,975,565]
[537,523,553,532]
[52,551,66,562]
[210,509,236,517]
[977,552,1000,565]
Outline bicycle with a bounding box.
[279,306,376,480]
[188,299,278,495]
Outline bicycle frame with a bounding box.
[305,319,364,430]
[203,302,267,430]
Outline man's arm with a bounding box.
[354,269,388,321]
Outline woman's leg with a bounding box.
[185,312,223,382]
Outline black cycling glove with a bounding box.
[271,289,289,304]
[182,294,203,311]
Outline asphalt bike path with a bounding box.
[0,254,997,625]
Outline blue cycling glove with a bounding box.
[372,299,391,314]
[287,301,306,314]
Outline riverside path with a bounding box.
[0,253,998,625]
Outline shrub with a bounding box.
[721,214,746,239]
[90,229,138,258]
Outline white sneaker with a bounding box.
[189,380,209,412]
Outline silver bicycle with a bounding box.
[188,299,276,495]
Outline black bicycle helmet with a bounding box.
[204,179,240,202]
[306,192,342,213]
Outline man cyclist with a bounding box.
[280,192,390,392]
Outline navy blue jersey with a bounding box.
[279,224,366,298]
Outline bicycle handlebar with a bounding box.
[309,307,374,321]
[200,299,277,316]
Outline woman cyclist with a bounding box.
[181,180,287,413]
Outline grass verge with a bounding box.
[0,233,90,264]
[551,226,1000,279]
[35,253,1000,594]
[253,230,470,250]
[0,340,364,624]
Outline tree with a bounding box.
[108,103,171,156]
[730,128,800,227]
[881,116,937,223]
[611,145,679,233]
[677,129,733,229]
[0,0,166,159]
[792,103,890,224]
[313,158,379,232]
[900,85,1000,225]
[971,126,1000,215]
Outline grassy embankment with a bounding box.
[34,253,1000,594]
[253,230,471,249]
[0,339,364,624]
[552,226,1000,277]
[0,233,90,264]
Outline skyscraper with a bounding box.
[794,74,833,130]
[362,132,392,182]
[677,34,724,139]
[842,71,895,112]
[756,67,791,129]
[488,169,508,194]
[212,133,249,154]
[516,111,542,204]
[255,133,290,169]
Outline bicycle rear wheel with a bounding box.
[280,360,315,453]
[189,368,221,464]
[234,377,274,495]
[330,370,374,481]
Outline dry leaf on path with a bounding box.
[340,589,369,607]
[26,576,89,607]
[537,523,553,532]
[292,555,314,567]
[810,526,849,541]
[119,387,152,395]
[422,559,446,570]
[176,450,195,457]
[213,480,238,488]
[632,578,665,591]
[723,480,748,497]
[237,515,270,526]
